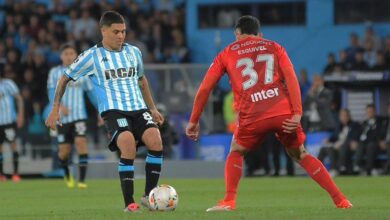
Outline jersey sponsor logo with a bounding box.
[250,88,279,103]
[104,67,136,80]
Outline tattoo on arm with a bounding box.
[53,76,71,107]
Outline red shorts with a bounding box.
[233,114,306,150]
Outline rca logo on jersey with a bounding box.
[250,88,279,103]
[104,67,136,80]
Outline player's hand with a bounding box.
[60,105,70,116]
[150,109,164,126]
[282,114,301,133]
[16,115,24,128]
[186,122,200,141]
[46,110,61,130]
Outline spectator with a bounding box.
[384,36,390,69]
[363,40,377,68]
[372,51,387,71]
[345,32,364,63]
[354,104,383,176]
[303,75,337,132]
[351,51,369,71]
[318,109,361,176]
[339,49,353,71]
[298,69,311,101]
[323,53,339,74]
[362,26,381,51]
[73,10,98,42]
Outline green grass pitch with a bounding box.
[1,177,390,220]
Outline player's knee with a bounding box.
[143,128,163,151]
[286,145,307,162]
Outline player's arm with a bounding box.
[186,53,225,141]
[139,76,164,125]
[135,47,164,125]
[46,75,71,129]
[277,46,302,133]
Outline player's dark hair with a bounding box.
[60,43,77,53]
[99,10,125,27]
[235,15,260,35]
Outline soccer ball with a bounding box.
[148,185,178,211]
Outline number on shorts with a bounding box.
[75,122,86,135]
[143,112,154,125]
[237,54,275,90]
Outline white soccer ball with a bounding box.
[148,185,178,211]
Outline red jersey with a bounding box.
[190,36,302,124]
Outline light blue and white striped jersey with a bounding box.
[47,65,94,124]
[0,79,19,125]
[64,42,147,114]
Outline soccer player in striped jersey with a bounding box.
[47,44,98,189]
[46,11,164,212]
[0,72,24,182]
[186,15,352,211]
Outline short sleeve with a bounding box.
[64,49,95,81]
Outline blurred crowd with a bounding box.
[323,26,390,74]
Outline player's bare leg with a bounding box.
[207,140,248,212]
[141,128,163,209]
[75,137,88,188]
[285,145,353,209]
[58,143,74,188]
[116,131,140,212]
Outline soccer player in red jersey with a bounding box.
[186,15,352,211]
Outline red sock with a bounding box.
[224,151,243,201]
[299,154,346,204]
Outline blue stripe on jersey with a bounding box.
[99,48,119,110]
[117,51,133,110]
[124,47,139,109]
[126,46,145,110]
[129,46,147,109]
[110,51,128,110]
[0,80,18,125]
[91,52,108,113]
